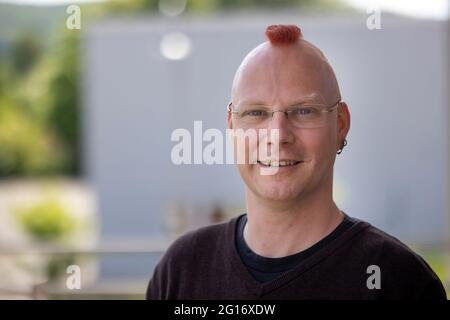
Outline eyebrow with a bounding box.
[237,93,325,107]
[238,98,325,107]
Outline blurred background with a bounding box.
[0,0,449,299]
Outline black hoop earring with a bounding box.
[337,138,347,155]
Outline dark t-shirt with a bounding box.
[236,212,355,283]
[147,214,447,300]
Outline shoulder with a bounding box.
[357,222,432,270]
[352,219,446,299]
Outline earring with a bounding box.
[337,138,347,155]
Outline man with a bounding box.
[146,24,446,299]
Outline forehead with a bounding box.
[238,92,323,107]
[233,43,331,106]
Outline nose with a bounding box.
[267,111,295,146]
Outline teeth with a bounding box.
[259,160,300,167]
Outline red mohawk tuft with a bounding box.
[265,24,303,46]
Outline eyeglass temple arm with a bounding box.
[324,100,342,113]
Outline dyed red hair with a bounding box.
[265,24,303,46]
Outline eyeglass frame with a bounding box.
[227,98,343,128]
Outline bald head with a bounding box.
[231,25,341,108]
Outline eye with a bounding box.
[242,110,268,117]
[292,107,318,116]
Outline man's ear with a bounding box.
[227,109,233,130]
[337,102,350,147]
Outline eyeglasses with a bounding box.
[227,98,342,129]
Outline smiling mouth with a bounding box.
[257,160,303,168]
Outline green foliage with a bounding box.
[93,0,342,14]
[0,29,78,177]
[46,32,81,175]
[0,97,66,176]
[187,0,220,13]
[0,63,5,97]
[0,3,66,45]
[15,199,76,242]
[47,254,77,280]
[10,32,41,77]
[104,0,158,13]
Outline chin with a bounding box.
[257,183,303,202]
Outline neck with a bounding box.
[244,179,343,258]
